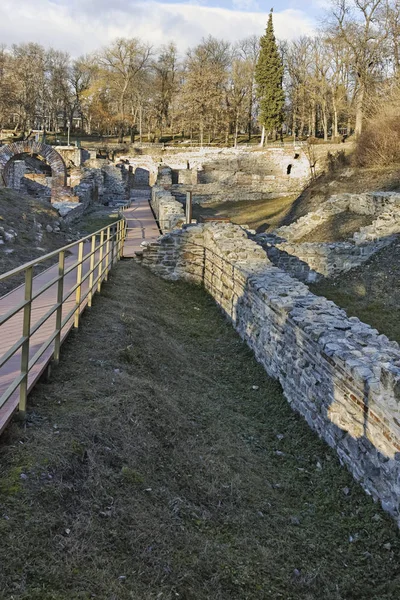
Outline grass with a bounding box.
[76,207,121,236]
[193,196,297,233]
[310,236,400,345]
[296,212,375,243]
[0,189,71,295]
[0,261,399,599]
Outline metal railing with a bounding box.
[0,219,127,420]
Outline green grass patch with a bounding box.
[0,261,399,599]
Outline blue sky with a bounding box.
[0,0,323,56]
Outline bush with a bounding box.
[355,88,400,167]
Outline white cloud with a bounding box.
[0,0,316,56]
[232,0,260,10]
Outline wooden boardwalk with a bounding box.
[0,189,159,433]
[123,188,160,257]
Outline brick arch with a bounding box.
[0,140,67,200]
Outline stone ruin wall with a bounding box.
[120,146,319,206]
[149,167,185,232]
[256,192,400,283]
[138,222,400,526]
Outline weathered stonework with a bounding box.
[150,185,185,232]
[255,235,394,283]
[260,192,400,282]
[0,140,68,201]
[139,222,400,526]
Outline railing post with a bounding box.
[111,225,116,266]
[19,266,33,415]
[121,220,126,258]
[54,250,65,364]
[186,191,193,225]
[74,241,84,329]
[88,234,96,307]
[105,226,111,281]
[117,221,122,260]
[97,230,104,292]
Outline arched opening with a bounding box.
[0,140,68,202]
[3,153,53,200]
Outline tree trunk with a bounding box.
[260,125,265,147]
[234,111,239,148]
[322,106,328,142]
[355,81,365,136]
[332,97,339,139]
[248,81,253,141]
[311,105,316,138]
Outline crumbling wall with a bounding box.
[264,192,400,281]
[140,222,400,526]
[255,235,394,282]
[150,186,185,233]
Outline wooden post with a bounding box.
[74,241,84,328]
[105,226,111,281]
[186,191,193,225]
[97,230,104,292]
[54,250,65,364]
[111,225,116,266]
[121,220,127,258]
[88,235,96,307]
[19,266,33,414]
[116,221,121,260]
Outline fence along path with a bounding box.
[0,223,125,434]
[0,189,160,434]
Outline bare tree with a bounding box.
[328,0,390,135]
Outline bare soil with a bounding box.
[192,196,297,233]
[0,261,399,600]
[0,189,72,295]
[297,212,375,243]
[0,190,120,296]
[282,165,400,227]
[310,236,400,345]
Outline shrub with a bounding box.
[355,86,400,167]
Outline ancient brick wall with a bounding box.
[140,222,400,526]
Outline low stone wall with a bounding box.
[140,222,400,526]
[354,210,400,243]
[276,192,400,243]
[150,186,185,233]
[255,234,394,282]
[267,192,400,281]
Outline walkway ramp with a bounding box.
[123,188,160,257]
[0,225,124,434]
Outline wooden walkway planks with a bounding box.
[123,188,160,258]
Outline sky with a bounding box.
[0,0,325,56]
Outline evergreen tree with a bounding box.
[255,9,285,141]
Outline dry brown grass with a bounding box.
[296,212,375,243]
[0,261,399,599]
[192,195,297,233]
[355,85,400,167]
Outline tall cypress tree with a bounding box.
[255,9,285,142]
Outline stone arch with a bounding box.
[0,140,68,200]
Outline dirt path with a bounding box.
[0,261,399,600]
